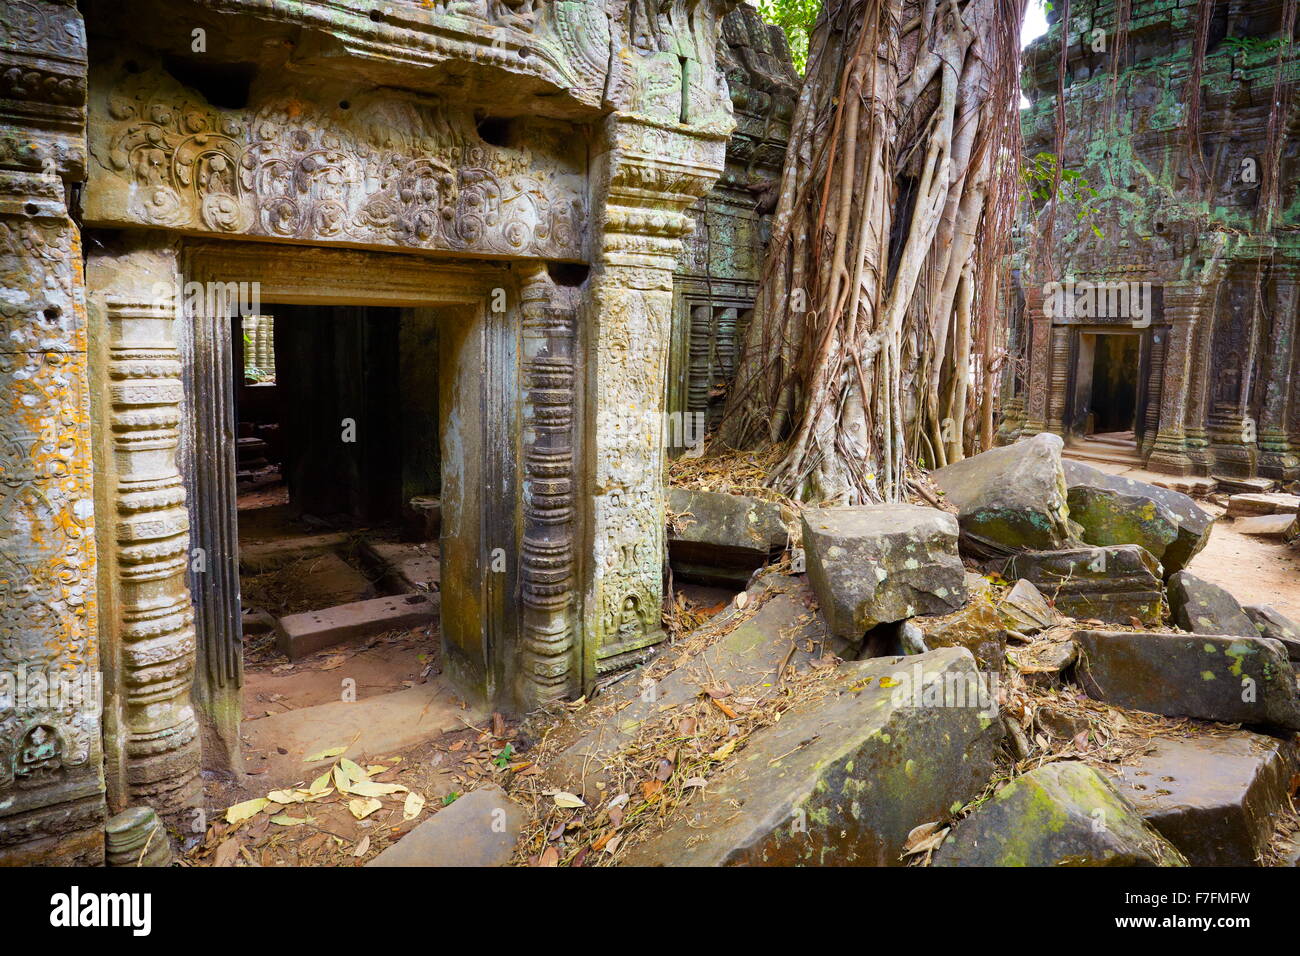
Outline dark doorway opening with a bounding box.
[1088,333,1140,435]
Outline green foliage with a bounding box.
[1219,35,1285,55]
[1020,151,1104,238]
[755,0,821,73]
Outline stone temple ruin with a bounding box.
[1005,0,1300,482]
[0,0,801,865]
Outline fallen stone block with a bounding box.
[999,545,1163,625]
[238,531,351,573]
[932,433,1078,556]
[1243,605,1300,661]
[998,578,1061,635]
[667,487,789,585]
[1010,637,1078,685]
[909,592,1007,671]
[620,647,1002,866]
[933,761,1186,867]
[549,575,825,787]
[1062,460,1214,576]
[276,592,438,660]
[1225,492,1300,518]
[1110,732,1298,866]
[367,785,523,867]
[1167,570,1256,637]
[802,504,966,643]
[1213,475,1276,495]
[361,539,440,592]
[1233,513,1299,540]
[1073,630,1300,730]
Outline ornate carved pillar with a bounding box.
[1258,261,1300,479]
[517,265,580,706]
[579,115,726,687]
[87,234,201,829]
[0,0,105,865]
[1021,285,1051,436]
[1148,280,1210,476]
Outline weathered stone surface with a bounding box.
[1233,513,1299,540]
[1000,545,1164,625]
[1243,605,1300,662]
[934,762,1187,867]
[1110,732,1298,866]
[802,504,967,641]
[621,648,1002,866]
[1073,630,1300,730]
[667,488,789,585]
[1167,571,1256,637]
[367,785,523,867]
[1012,637,1079,684]
[1225,492,1300,518]
[550,575,824,787]
[1062,460,1213,576]
[998,578,1061,634]
[932,434,1078,555]
[910,592,1008,671]
[276,593,439,661]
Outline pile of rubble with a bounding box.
[501,433,1298,867]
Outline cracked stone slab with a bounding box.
[1109,732,1299,866]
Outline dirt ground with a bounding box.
[1187,505,1300,619]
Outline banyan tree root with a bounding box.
[719,0,1024,503]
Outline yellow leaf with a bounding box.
[346,779,408,798]
[267,789,307,804]
[333,764,352,793]
[709,740,736,761]
[348,797,383,820]
[552,791,586,809]
[225,798,269,824]
[403,791,426,821]
[270,814,314,827]
[304,746,346,763]
[365,765,388,776]
[338,757,369,783]
[307,772,332,794]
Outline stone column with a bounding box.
[1257,261,1300,479]
[87,235,201,829]
[579,116,725,686]
[516,265,580,706]
[1021,285,1052,436]
[1148,280,1208,476]
[0,0,105,866]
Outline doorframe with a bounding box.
[181,240,522,770]
[1065,325,1150,440]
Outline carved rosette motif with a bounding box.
[101,293,201,820]
[88,63,587,261]
[518,266,578,704]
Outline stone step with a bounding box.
[242,677,483,787]
[1063,445,1145,468]
[366,785,523,867]
[1225,492,1300,518]
[276,592,438,660]
[1109,731,1298,866]
[1214,475,1276,494]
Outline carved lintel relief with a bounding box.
[582,117,726,683]
[88,238,201,825]
[0,0,107,865]
[517,266,580,704]
[85,57,589,261]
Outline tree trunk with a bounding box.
[719,0,1024,503]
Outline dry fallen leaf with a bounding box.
[353,836,370,858]
[225,798,269,825]
[348,798,383,820]
[552,791,586,809]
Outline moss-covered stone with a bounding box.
[934,762,1187,867]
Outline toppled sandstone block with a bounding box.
[549,574,825,787]
[620,647,1002,866]
[1225,492,1300,518]
[999,545,1163,625]
[1073,630,1300,730]
[802,504,966,642]
[367,785,523,867]
[1233,513,1299,540]
[667,487,789,585]
[1243,604,1300,661]
[1110,732,1298,866]
[931,433,1078,556]
[1062,459,1214,576]
[908,592,1008,671]
[998,578,1061,635]
[933,761,1186,867]
[1167,570,1256,637]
